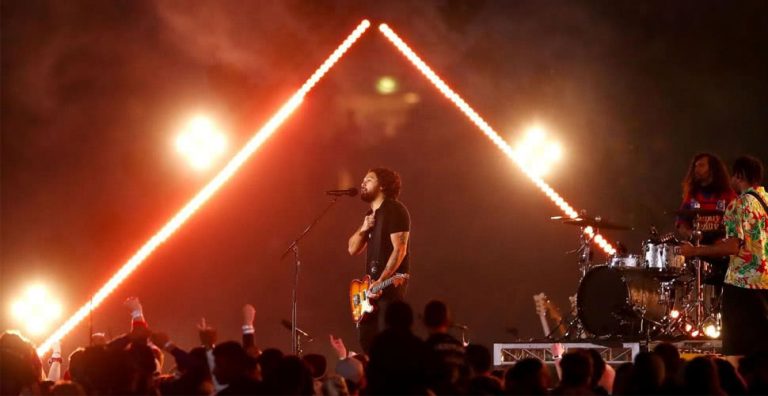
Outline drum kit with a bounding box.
[551,209,725,341]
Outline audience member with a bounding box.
[465,343,503,394]
[631,351,665,394]
[611,362,634,395]
[551,350,594,395]
[683,356,725,395]
[739,351,768,395]
[423,300,467,394]
[504,357,549,395]
[366,301,430,394]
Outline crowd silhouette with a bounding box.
[2,297,768,395]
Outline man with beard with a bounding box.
[680,156,768,358]
[348,168,410,354]
[676,153,737,285]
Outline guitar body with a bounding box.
[349,273,409,325]
[350,275,375,325]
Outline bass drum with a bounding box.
[577,266,668,337]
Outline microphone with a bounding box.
[326,188,358,197]
[281,319,314,342]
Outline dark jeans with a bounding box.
[722,284,768,355]
[358,282,407,354]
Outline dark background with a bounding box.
[2,0,767,361]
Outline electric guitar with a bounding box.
[533,293,564,338]
[349,273,409,325]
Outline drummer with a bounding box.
[675,153,737,283]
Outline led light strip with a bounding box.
[36,20,372,356]
[378,23,615,255]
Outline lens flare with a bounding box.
[9,284,63,336]
[379,23,615,255]
[513,125,563,177]
[36,19,371,356]
[176,116,228,170]
[376,76,399,94]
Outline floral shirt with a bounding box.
[724,186,768,289]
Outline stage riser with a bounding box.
[493,340,722,366]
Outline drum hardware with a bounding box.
[558,216,632,230]
[561,294,587,339]
[560,314,586,340]
[690,227,706,331]
[657,281,675,304]
[549,212,725,341]
[552,212,631,280]
[575,228,594,280]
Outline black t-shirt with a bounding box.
[365,198,411,279]
[425,333,466,393]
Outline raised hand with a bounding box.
[243,304,256,327]
[329,334,347,359]
[197,317,217,348]
[124,297,143,314]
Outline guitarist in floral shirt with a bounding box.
[680,156,768,358]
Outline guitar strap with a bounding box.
[367,207,384,279]
[746,190,768,222]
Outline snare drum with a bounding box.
[609,254,643,268]
[642,242,685,274]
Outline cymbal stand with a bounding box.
[567,227,595,280]
[556,223,596,339]
[691,215,704,331]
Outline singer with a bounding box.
[347,167,411,353]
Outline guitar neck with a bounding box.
[371,275,402,293]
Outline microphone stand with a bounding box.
[281,196,341,355]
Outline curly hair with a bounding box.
[681,153,732,199]
[368,168,402,199]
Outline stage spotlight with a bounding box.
[175,115,228,170]
[10,284,62,336]
[513,125,563,177]
[670,309,680,319]
[702,316,721,338]
[704,324,720,339]
[376,76,398,94]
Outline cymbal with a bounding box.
[551,216,632,230]
[673,208,724,217]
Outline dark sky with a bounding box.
[2,0,768,360]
